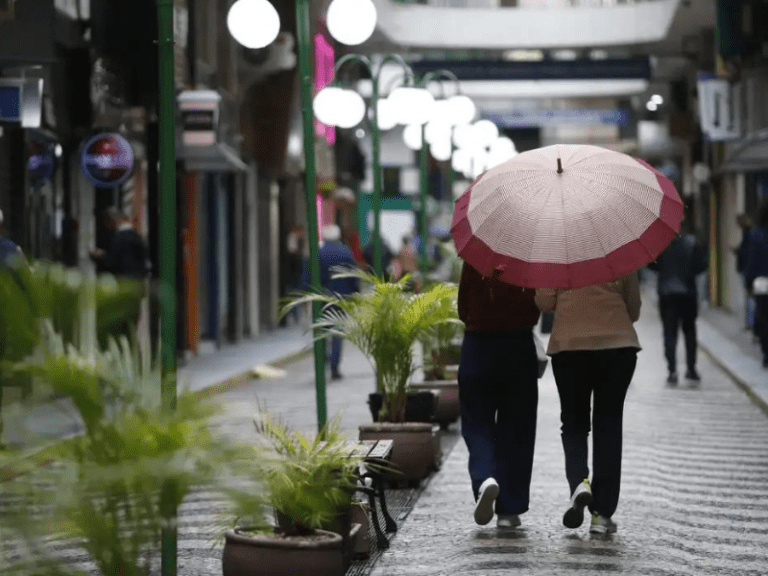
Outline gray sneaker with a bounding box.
[496,514,521,529]
[474,478,499,525]
[590,513,617,534]
[563,479,593,528]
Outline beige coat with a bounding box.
[535,272,642,355]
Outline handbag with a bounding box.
[753,276,768,295]
[533,333,549,378]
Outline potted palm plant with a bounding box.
[413,294,464,429]
[283,269,459,481]
[0,264,231,576]
[221,413,365,576]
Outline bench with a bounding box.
[321,439,397,550]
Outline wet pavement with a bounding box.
[369,303,768,576]
[4,291,768,575]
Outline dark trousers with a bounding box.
[458,329,538,515]
[551,348,637,518]
[327,336,342,376]
[755,295,768,363]
[659,294,698,373]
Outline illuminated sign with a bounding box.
[80,133,134,188]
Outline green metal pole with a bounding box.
[418,126,428,276]
[296,0,327,431]
[157,0,177,575]
[371,75,383,278]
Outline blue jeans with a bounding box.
[458,329,538,516]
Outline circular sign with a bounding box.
[80,133,135,188]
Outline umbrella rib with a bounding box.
[567,177,617,280]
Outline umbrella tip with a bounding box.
[557,158,563,174]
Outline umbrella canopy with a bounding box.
[451,144,684,289]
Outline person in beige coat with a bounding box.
[535,272,641,535]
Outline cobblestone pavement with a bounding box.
[370,306,768,576]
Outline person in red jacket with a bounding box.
[458,262,540,529]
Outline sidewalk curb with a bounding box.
[192,346,313,400]
[698,339,768,417]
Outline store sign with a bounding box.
[178,90,220,146]
[80,133,134,188]
[697,74,741,141]
[0,78,43,127]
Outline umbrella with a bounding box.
[451,144,684,289]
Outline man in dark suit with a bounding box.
[89,208,149,279]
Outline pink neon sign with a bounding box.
[314,33,335,145]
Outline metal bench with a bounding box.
[325,439,397,550]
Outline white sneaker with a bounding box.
[563,478,593,528]
[590,513,617,534]
[474,478,499,525]
[496,514,521,529]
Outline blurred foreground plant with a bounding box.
[0,263,241,576]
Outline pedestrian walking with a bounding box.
[89,207,149,279]
[743,200,768,369]
[458,262,540,529]
[734,214,755,331]
[535,271,641,534]
[392,235,423,292]
[647,220,708,384]
[303,224,359,380]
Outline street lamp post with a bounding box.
[414,70,463,276]
[157,1,177,574]
[294,0,329,431]
[316,54,428,278]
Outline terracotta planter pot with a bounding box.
[410,380,460,429]
[358,422,435,482]
[223,528,344,576]
[367,391,436,423]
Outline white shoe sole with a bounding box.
[474,478,499,525]
[563,489,593,528]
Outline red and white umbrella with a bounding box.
[451,144,684,289]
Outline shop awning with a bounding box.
[723,129,768,173]
[180,143,248,173]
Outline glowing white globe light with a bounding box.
[402,124,423,151]
[428,99,452,125]
[452,148,471,174]
[424,120,452,146]
[313,86,346,126]
[335,89,366,128]
[327,0,377,46]
[472,120,499,148]
[446,95,476,126]
[227,0,280,49]
[389,87,435,126]
[452,123,475,149]
[376,98,397,131]
[430,141,452,162]
[489,136,516,158]
[471,152,490,179]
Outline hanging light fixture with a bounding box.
[389,86,435,126]
[446,95,476,126]
[376,98,397,131]
[327,0,378,46]
[313,86,365,128]
[227,0,281,49]
[402,124,423,151]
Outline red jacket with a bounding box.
[458,263,540,332]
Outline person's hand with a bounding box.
[89,248,106,260]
